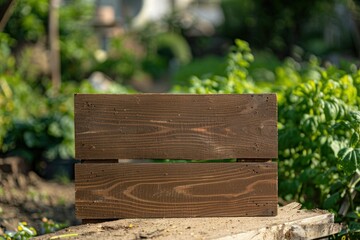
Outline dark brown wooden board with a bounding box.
[75,162,278,219]
[74,94,277,160]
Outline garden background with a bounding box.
[0,0,359,239]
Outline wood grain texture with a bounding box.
[74,94,277,160]
[75,162,278,219]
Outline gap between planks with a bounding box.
[81,159,274,163]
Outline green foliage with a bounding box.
[0,73,131,174]
[4,0,48,43]
[174,39,360,235]
[0,0,134,172]
[94,37,140,83]
[148,32,192,65]
[0,33,16,74]
[174,40,258,94]
[0,0,138,178]
[172,56,226,87]
[3,0,193,86]
[277,65,360,236]
[0,219,68,240]
[59,0,97,82]
[41,218,67,235]
[3,0,97,83]
[0,35,20,148]
[141,32,192,79]
[136,19,193,79]
[0,79,13,148]
[1,222,37,240]
[220,0,359,57]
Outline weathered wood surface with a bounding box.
[74,94,277,160]
[37,203,341,240]
[75,162,278,219]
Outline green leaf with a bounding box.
[338,147,353,160]
[349,221,360,232]
[301,115,319,133]
[324,101,337,120]
[338,147,360,175]
[350,132,360,148]
[23,131,36,148]
[48,122,62,137]
[330,140,345,156]
[323,192,340,209]
[346,211,360,219]
[350,111,360,123]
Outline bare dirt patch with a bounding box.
[0,170,78,235]
[35,203,340,240]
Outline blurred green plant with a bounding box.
[3,0,48,43]
[0,5,133,170]
[3,0,97,84]
[94,37,141,83]
[1,222,37,240]
[0,33,16,74]
[41,218,67,235]
[0,219,68,240]
[2,0,194,89]
[59,0,97,82]
[173,40,257,94]
[136,17,193,80]
[220,0,360,59]
[172,55,226,87]
[0,32,21,148]
[0,74,131,174]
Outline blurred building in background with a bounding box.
[94,0,224,50]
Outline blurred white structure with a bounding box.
[95,0,223,32]
[131,0,192,27]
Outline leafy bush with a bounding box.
[1,74,131,174]
[59,0,97,82]
[0,33,17,140]
[136,20,193,80]
[0,45,131,175]
[4,0,97,83]
[94,37,141,83]
[278,63,360,237]
[173,39,360,236]
[3,0,48,43]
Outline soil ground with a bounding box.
[35,203,340,240]
[0,170,78,236]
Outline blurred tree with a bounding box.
[0,0,16,31]
[220,0,360,59]
[3,0,97,84]
[49,0,61,95]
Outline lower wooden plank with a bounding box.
[75,162,277,219]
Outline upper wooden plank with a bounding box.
[74,94,277,160]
